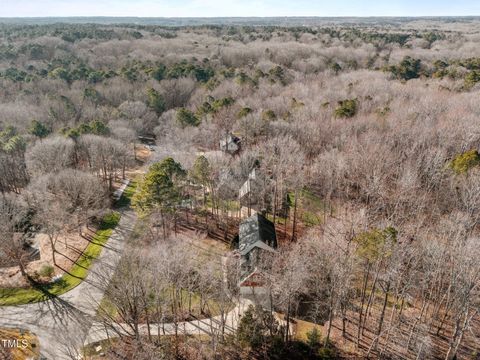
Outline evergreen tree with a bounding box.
[132,157,186,216]
[147,88,166,115]
[29,120,50,139]
[176,108,200,128]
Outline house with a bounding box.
[137,135,156,145]
[238,161,263,217]
[238,162,289,218]
[237,213,277,303]
[238,167,256,199]
[219,134,241,154]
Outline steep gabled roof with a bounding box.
[219,134,240,147]
[238,213,277,256]
[220,134,241,153]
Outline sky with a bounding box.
[1,0,480,18]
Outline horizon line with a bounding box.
[2,15,480,19]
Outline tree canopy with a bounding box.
[132,157,186,215]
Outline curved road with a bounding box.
[0,209,136,360]
[0,147,249,359]
[84,298,253,347]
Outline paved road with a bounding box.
[84,298,253,347]
[0,209,136,360]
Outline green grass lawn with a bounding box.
[114,180,137,208]
[205,194,240,212]
[0,212,120,306]
[290,188,332,227]
[0,181,137,307]
[266,213,288,225]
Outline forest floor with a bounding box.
[316,268,480,359]
[96,212,233,327]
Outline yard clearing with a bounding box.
[0,212,121,306]
[0,180,137,307]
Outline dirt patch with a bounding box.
[177,226,230,257]
[0,226,96,288]
[135,146,151,163]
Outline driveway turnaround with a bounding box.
[0,209,136,360]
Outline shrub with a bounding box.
[262,109,276,122]
[330,62,342,74]
[237,107,252,118]
[269,65,286,83]
[388,56,422,80]
[318,347,337,359]
[29,120,51,138]
[450,149,480,174]
[152,64,166,81]
[334,99,357,118]
[354,227,397,261]
[306,327,321,351]
[464,71,480,88]
[61,120,109,138]
[176,108,200,128]
[100,212,121,230]
[211,97,235,111]
[237,305,280,349]
[147,88,166,115]
[49,67,72,82]
[38,265,55,278]
[236,72,255,86]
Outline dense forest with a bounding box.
[1,18,480,359]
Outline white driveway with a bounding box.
[84,298,253,347]
[0,209,136,360]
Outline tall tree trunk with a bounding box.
[362,261,381,334]
[272,180,277,225]
[445,309,477,360]
[285,296,291,343]
[145,306,152,343]
[49,235,57,266]
[357,262,371,347]
[325,290,335,346]
[380,293,400,356]
[407,299,427,349]
[18,260,28,281]
[284,193,289,240]
[374,282,390,351]
[291,188,298,242]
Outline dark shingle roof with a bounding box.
[238,213,277,255]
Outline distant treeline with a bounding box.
[2,16,480,26]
